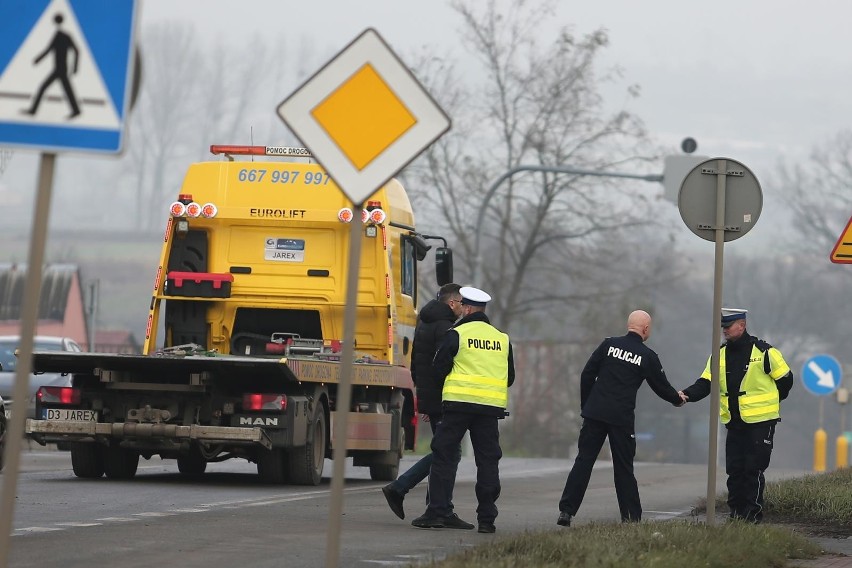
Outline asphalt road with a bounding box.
[3,446,806,567]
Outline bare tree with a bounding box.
[777,129,852,254]
[119,22,204,232]
[192,36,287,158]
[407,0,672,333]
[115,24,290,232]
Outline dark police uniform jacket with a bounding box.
[432,311,515,418]
[411,299,458,416]
[581,331,682,426]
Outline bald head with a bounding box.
[627,310,652,342]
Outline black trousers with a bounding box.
[425,410,502,523]
[558,417,641,521]
[725,422,774,522]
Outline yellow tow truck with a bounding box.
[25,145,452,484]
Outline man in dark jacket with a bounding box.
[381,283,462,519]
[412,286,514,534]
[557,310,685,527]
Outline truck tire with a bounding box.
[103,445,139,479]
[369,427,404,481]
[257,448,288,484]
[70,443,105,478]
[177,446,207,476]
[288,403,326,485]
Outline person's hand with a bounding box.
[677,391,689,407]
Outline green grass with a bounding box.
[422,469,852,567]
[765,467,852,528]
[692,467,852,530]
[419,521,820,568]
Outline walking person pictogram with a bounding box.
[24,13,81,119]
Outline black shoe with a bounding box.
[411,513,444,528]
[557,512,572,527]
[412,512,474,530]
[478,522,496,533]
[382,485,405,520]
[440,513,475,530]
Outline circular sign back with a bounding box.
[678,157,762,242]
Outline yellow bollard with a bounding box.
[814,428,827,472]
[836,435,849,469]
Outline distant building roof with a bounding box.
[94,329,140,354]
[0,263,79,322]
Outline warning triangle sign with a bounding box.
[830,215,852,264]
[0,0,121,129]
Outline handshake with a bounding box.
[675,390,689,407]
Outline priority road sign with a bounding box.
[0,0,137,154]
[802,354,842,396]
[830,215,852,263]
[277,28,450,206]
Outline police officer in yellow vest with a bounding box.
[681,308,793,523]
[411,286,514,534]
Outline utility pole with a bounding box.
[86,280,99,351]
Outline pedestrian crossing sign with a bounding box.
[830,215,852,264]
[0,0,137,154]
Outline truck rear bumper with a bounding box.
[25,419,272,449]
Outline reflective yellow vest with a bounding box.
[442,321,510,409]
[700,343,790,424]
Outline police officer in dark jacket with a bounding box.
[382,283,462,519]
[680,308,793,523]
[412,287,515,534]
[557,310,684,527]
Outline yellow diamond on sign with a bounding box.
[311,64,416,171]
[277,28,450,205]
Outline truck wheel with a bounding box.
[70,443,105,478]
[257,448,288,484]
[289,403,326,485]
[369,427,404,481]
[177,446,207,476]
[103,445,139,479]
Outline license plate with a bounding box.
[42,408,97,421]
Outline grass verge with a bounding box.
[420,520,820,567]
[766,468,852,530]
[423,469,852,567]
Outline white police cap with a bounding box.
[459,286,491,307]
[721,308,748,327]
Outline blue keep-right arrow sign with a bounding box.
[802,354,842,396]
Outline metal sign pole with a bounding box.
[705,159,728,526]
[325,206,364,568]
[0,152,56,566]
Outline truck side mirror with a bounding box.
[411,235,431,261]
[435,247,453,286]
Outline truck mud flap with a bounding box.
[26,419,272,449]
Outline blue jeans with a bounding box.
[388,414,461,496]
